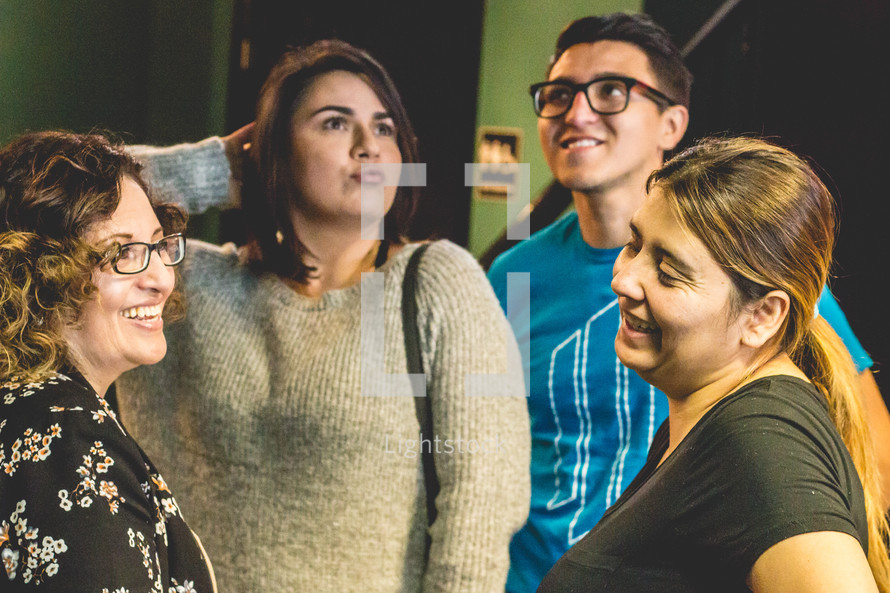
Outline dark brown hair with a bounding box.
[0,131,185,382]
[245,39,420,282]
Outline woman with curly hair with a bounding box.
[0,132,215,592]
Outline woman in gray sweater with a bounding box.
[118,40,530,593]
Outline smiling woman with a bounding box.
[539,137,890,593]
[0,132,215,592]
[611,187,744,399]
[60,176,180,396]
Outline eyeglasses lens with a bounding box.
[158,235,184,266]
[113,235,185,274]
[535,79,630,117]
[115,244,148,274]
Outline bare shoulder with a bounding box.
[748,531,877,593]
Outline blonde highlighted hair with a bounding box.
[649,136,889,590]
[0,131,185,384]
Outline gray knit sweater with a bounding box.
[118,139,531,593]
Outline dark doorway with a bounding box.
[218,0,486,246]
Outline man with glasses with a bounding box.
[486,13,889,593]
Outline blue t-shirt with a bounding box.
[487,211,871,593]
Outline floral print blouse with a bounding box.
[0,370,215,592]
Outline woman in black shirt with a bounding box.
[539,137,889,592]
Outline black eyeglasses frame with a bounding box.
[529,75,678,119]
[109,233,187,275]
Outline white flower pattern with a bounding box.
[1,374,213,591]
[0,501,67,585]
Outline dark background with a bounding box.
[218,1,486,246]
[647,0,890,396]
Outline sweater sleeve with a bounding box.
[127,137,237,214]
[413,241,531,593]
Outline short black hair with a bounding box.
[549,13,692,108]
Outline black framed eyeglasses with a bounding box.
[109,233,186,275]
[529,75,677,119]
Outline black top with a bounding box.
[0,370,215,592]
[537,375,867,593]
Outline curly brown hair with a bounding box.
[0,131,186,383]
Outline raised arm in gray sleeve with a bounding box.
[128,137,236,214]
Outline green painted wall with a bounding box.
[468,0,643,256]
[0,0,233,145]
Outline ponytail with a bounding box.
[650,137,890,590]
[797,316,890,591]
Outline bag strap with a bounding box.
[402,243,429,384]
[400,243,438,560]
